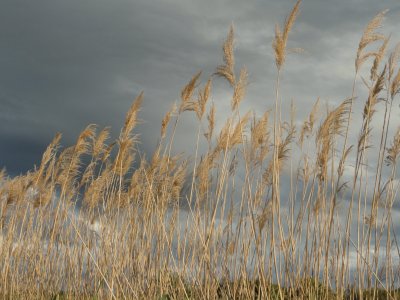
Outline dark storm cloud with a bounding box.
[1,0,399,175]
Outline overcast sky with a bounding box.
[1,0,400,176]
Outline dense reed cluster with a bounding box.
[1,1,400,298]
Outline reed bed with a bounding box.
[1,1,400,299]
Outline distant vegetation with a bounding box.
[1,1,400,298]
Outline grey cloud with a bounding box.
[0,0,399,175]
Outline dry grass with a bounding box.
[1,2,400,299]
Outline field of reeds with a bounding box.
[1,1,400,299]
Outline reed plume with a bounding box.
[356,10,388,72]
[215,25,235,86]
[272,0,301,70]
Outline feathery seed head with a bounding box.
[385,127,400,166]
[180,71,202,112]
[272,0,301,70]
[356,10,388,72]
[215,25,236,86]
[370,37,390,81]
[121,92,143,140]
[205,103,216,142]
[232,67,248,111]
